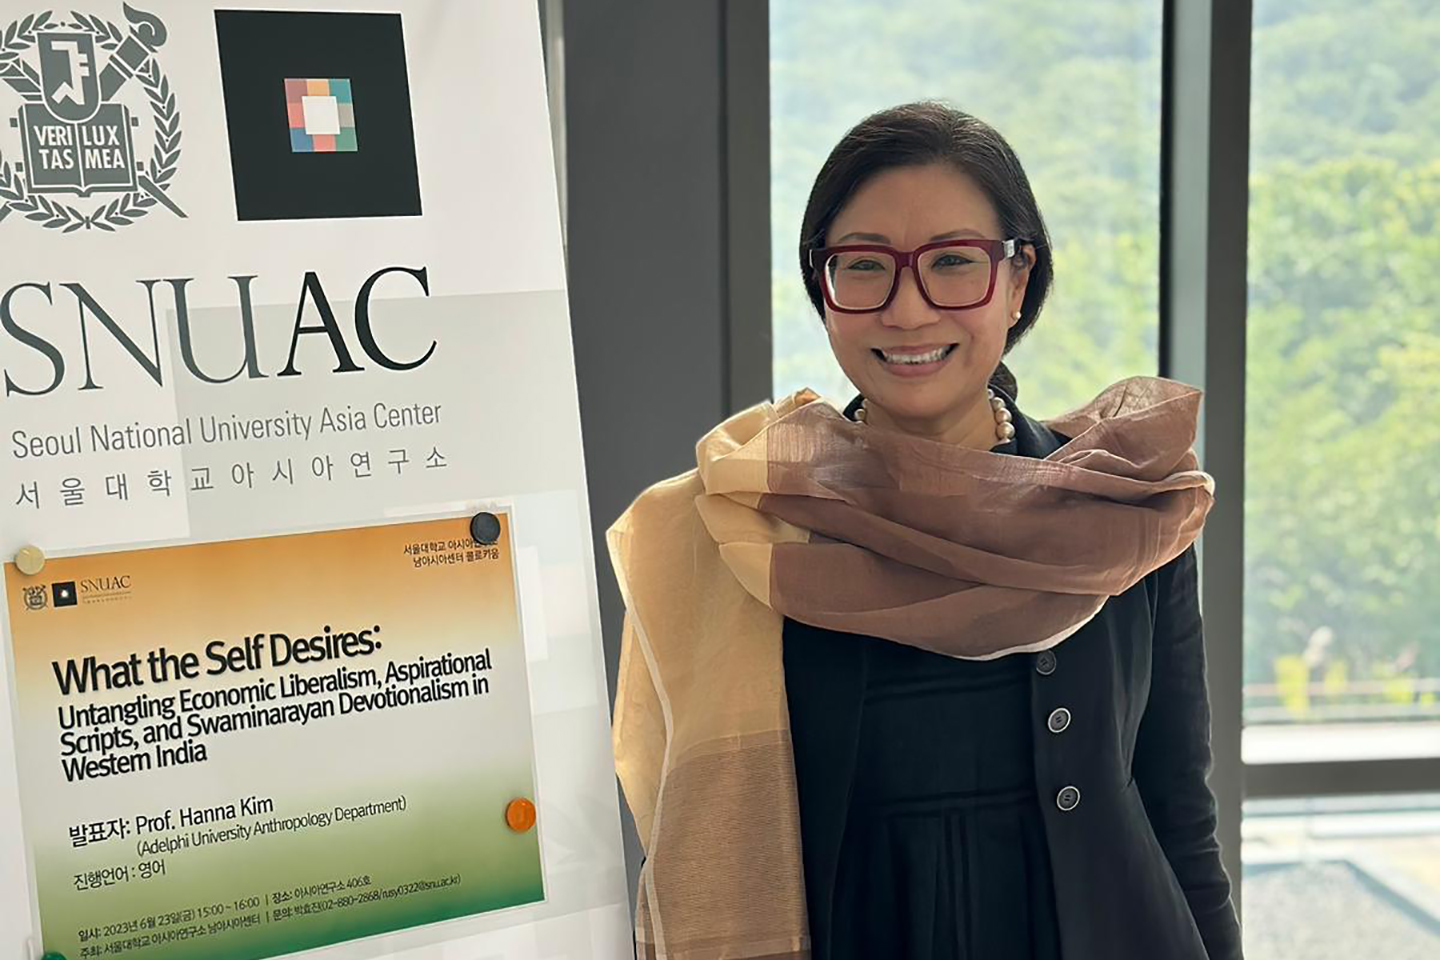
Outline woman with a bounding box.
[608,102,1242,960]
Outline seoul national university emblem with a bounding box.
[23,584,47,611]
[0,3,184,232]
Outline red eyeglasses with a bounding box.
[810,238,1024,313]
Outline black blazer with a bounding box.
[782,393,1243,960]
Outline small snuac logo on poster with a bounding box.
[0,4,185,232]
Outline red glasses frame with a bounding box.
[810,238,1022,313]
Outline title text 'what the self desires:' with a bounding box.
[50,624,385,696]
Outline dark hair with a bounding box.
[799,101,1052,400]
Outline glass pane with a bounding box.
[1244,0,1440,760]
[1243,795,1440,958]
[769,1,1162,418]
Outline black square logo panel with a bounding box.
[214,10,422,221]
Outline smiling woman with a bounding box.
[796,107,1051,449]
[608,102,1234,960]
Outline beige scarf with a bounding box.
[607,375,1215,959]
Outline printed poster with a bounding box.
[5,513,544,960]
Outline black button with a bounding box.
[1047,707,1072,734]
[1056,785,1081,812]
[1036,650,1057,676]
[470,512,501,545]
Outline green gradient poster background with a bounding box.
[5,515,544,960]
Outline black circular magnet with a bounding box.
[469,512,501,545]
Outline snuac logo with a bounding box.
[0,4,184,233]
[21,575,132,611]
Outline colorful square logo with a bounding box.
[51,581,77,608]
[215,9,420,220]
[286,77,357,153]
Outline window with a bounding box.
[1243,0,1440,763]
[763,0,1440,950]
[1242,1,1440,953]
[770,0,1163,418]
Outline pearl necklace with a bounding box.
[854,388,1017,445]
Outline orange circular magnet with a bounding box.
[505,797,536,833]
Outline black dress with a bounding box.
[820,635,1063,960]
[792,392,1063,959]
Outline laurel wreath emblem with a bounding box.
[0,9,182,232]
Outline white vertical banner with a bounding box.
[0,2,630,959]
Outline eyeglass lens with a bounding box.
[824,244,994,309]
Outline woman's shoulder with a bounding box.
[615,467,703,528]
[607,467,708,568]
[616,389,826,532]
